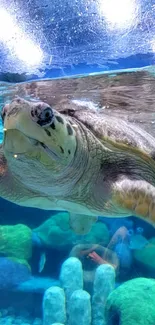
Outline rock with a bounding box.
[17,276,60,293]
[92,264,115,325]
[0,319,8,325]
[60,257,83,304]
[34,213,109,249]
[31,232,42,248]
[18,309,30,318]
[0,309,8,317]
[34,212,73,249]
[84,222,109,246]
[1,316,14,324]
[43,286,66,325]
[32,318,42,325]
[0,257,31,289]
[12,317,33,325]
[68,290,91,325]
[133,237,155,273]
[13,317,23,324]
[7,307,15,315]
[105,277,155,325]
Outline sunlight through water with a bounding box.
[0,8,43,66]
[98,0,140,30]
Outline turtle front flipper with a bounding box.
[112,179,155,224]
[0,145,60,209]
[69,213,97,235]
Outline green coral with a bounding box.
[34,212,109,249]
[0,224,32,264]
[105,278,155,325]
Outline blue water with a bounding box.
[0,67,154,325]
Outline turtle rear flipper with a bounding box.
[112,179,155,224]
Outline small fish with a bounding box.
[39,252,46,273]
[129,234,148,250]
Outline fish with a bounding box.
[129,234,149,250]
[38,252,46,273]
[88,251,118,270]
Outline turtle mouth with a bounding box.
[39,141,60,160]
[27,137,60,161]
[4,129,60,161]
[4,136,60,161]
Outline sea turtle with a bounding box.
[1,97,155,235]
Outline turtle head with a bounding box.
[2,97,77,171]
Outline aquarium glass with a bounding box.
[0,0,154,325]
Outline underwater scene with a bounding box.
[0,0,155,325]
[0,69,155,325]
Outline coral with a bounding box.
[43,287,66,325]
[17,276,60,293]
[0,257,31,290]
[60,257,83,305]
[34,212,109,249]
[105,277,155,325]
[0,224,32,261]
[68,290,91,325]
[43,257,115,325]
[133,237,155,273]
[92,265,115,325]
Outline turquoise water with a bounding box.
[1,67,155,324]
